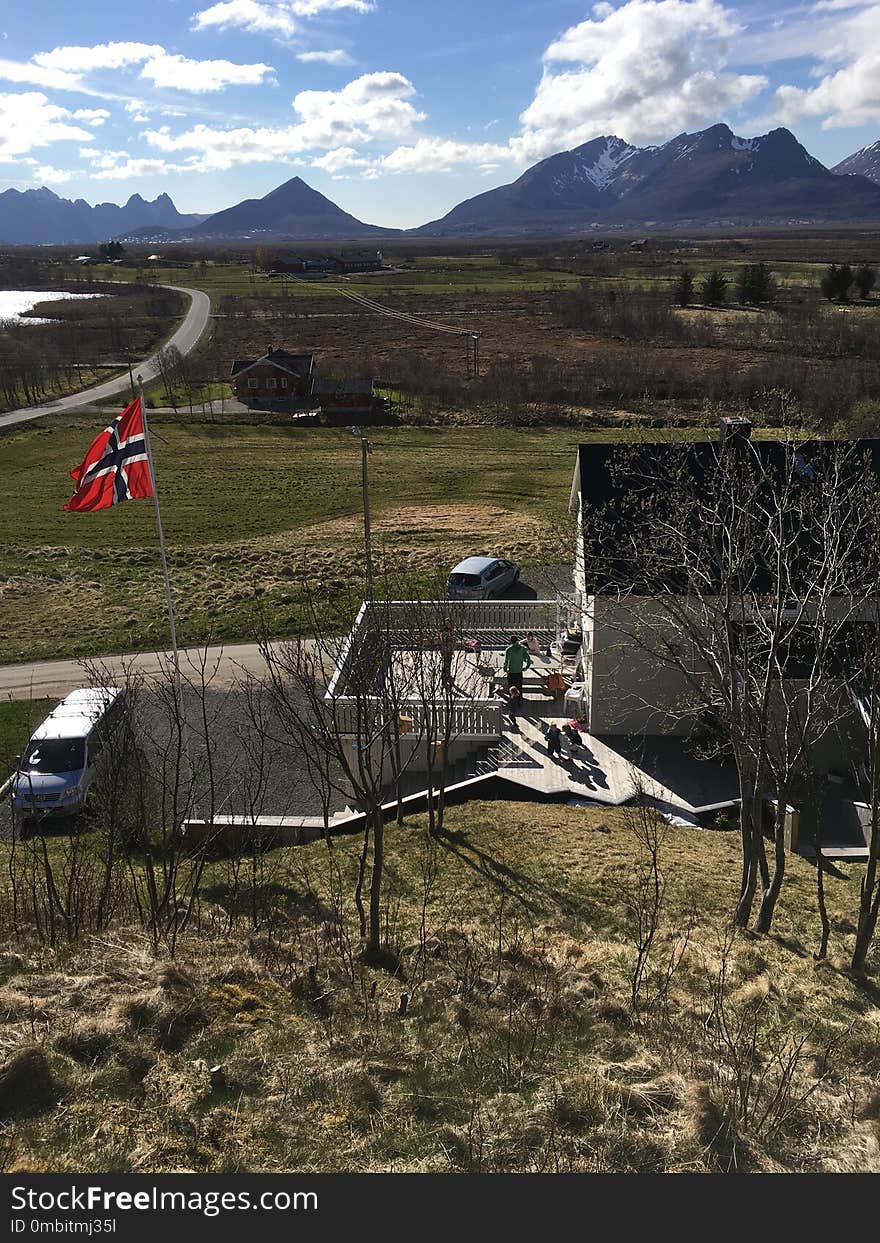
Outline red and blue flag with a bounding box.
[64,396,153,512]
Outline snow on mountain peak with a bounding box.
[563,136,638,191]
[731,135,757,152]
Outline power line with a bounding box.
[329,285,482,375]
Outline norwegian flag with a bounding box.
[64,396,154,512]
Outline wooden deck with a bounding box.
[488,653,739,814]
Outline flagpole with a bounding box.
[137,376,183,710]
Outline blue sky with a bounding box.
[1,0,879,227]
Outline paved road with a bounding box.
[0,284,212,432]
[0,641,287,700]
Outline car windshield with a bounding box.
[449,573,482,586]
[22,738,85,773]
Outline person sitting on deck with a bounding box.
[524,631,542,657]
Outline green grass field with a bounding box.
[0,699,52,771]
[0,419,598,662]
[0,418,782,664]
[64,251,838,302]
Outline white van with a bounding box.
[12,687,124,819]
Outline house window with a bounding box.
[280,378,288,389]
[267,377,277,389]
[248,378,258,389]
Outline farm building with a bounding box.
[269,250,383,276]
[311,375,376,413]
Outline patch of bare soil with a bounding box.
[298,503,544,546]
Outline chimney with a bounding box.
[720,416,752,447]
[266,345,273,356]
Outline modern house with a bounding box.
[318,421,877,853]
[569,419,879,853]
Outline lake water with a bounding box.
[0,290,106,325]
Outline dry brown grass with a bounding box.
[0,800,878,1173]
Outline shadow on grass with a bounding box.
[434,824,591,921]
[200,881,334,922]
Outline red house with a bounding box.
[230,347,315,408]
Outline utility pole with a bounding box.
[352,427,374,598]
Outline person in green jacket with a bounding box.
[503,634,531,695]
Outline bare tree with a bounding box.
[585,432,880,933]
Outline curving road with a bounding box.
[0,284,211,432]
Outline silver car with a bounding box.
[446,556,520,600]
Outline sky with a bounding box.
[1,0,879,228]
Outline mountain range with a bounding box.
[1,124,879,245]
[416,125,880,236]
[0,187,206,246]
[832,140,880,185]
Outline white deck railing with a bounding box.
[324,598,571,739]
[329,697,503,740]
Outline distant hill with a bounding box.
[191,176,401,241]
[416,124,880,236]
[833,140,880,185]
[0,187,206,245]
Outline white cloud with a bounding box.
[290,0,372,12]
[0,57,84,91]
[297,49,353,65]
[33,42,164,72]
[139,52,275,92]
[192,0,372,38]
[33,163,74,183]
[0,92,98,158]
[84,149,131,169]
[310,144,366,172]
[0,92,94,157]
[91,156,189,179]
[512,0,767,159]
[192,1,298,37]
[23,42,275,99]
[144,70,423,167]
[774,3,880,128]
[72,107,110,125]
[380,137,513,173]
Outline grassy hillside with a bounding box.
[0,800,877,1173]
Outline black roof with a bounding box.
[230,350,314,377]
[312,376,374,394]
[574,435,880,595]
